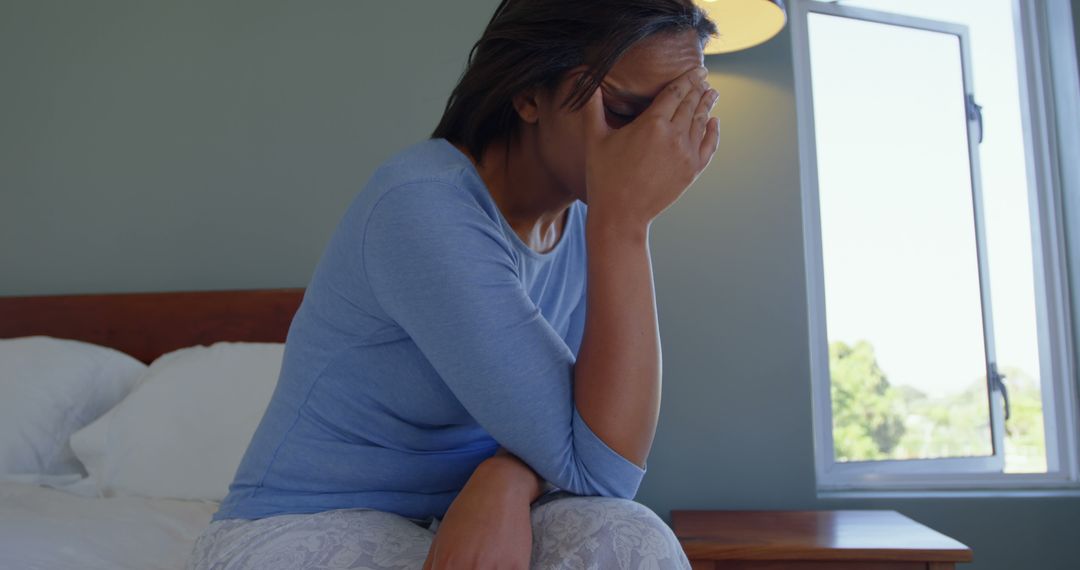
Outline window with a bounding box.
[791,0,1080,492]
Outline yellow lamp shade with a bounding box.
[699,0,788,54]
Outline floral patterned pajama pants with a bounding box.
[185,490,692,569]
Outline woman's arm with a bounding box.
[573,220,656,468]
[423,449,540,569]
[484,446,548,504]
[573,65,718,467]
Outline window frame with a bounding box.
[791,0,1080,495]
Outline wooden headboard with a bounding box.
[0,288,305,364]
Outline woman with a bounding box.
[187,0,719,568]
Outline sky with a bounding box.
[807,0,1043,407]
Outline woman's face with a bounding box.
[521,29,706,204]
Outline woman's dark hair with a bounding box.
[431,0,717,164]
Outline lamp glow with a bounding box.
[699,0,788,54]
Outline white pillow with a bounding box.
[0,336,146,481]
[70,341,283,501]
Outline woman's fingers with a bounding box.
[671,72,708,129]
[698,116,720,168]
[689,87,718,144]
[646,66,708,122]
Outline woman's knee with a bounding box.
[530,495,690,569]
[187,508,434,570]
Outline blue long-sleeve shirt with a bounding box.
[213,137,647,522]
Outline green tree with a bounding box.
[893,377,991,460]
[829,339,907,461]
[830,339,1046,469]
[890,364,1044,467]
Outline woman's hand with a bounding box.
[422,451,544,570]
[580,65,720,227]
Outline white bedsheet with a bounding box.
[0,481,216,570]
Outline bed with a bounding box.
[0,287,305,570]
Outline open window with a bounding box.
[791,0,1080,493]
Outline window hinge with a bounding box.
[989,361,1010,421]
[967,94,984,143]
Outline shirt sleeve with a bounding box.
[361,181,646,500]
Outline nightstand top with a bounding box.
[671,509,973,562]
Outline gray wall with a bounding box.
[2,2,1078,569]
[1,1,479,292]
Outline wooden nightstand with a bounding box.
[671,509,973,569]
